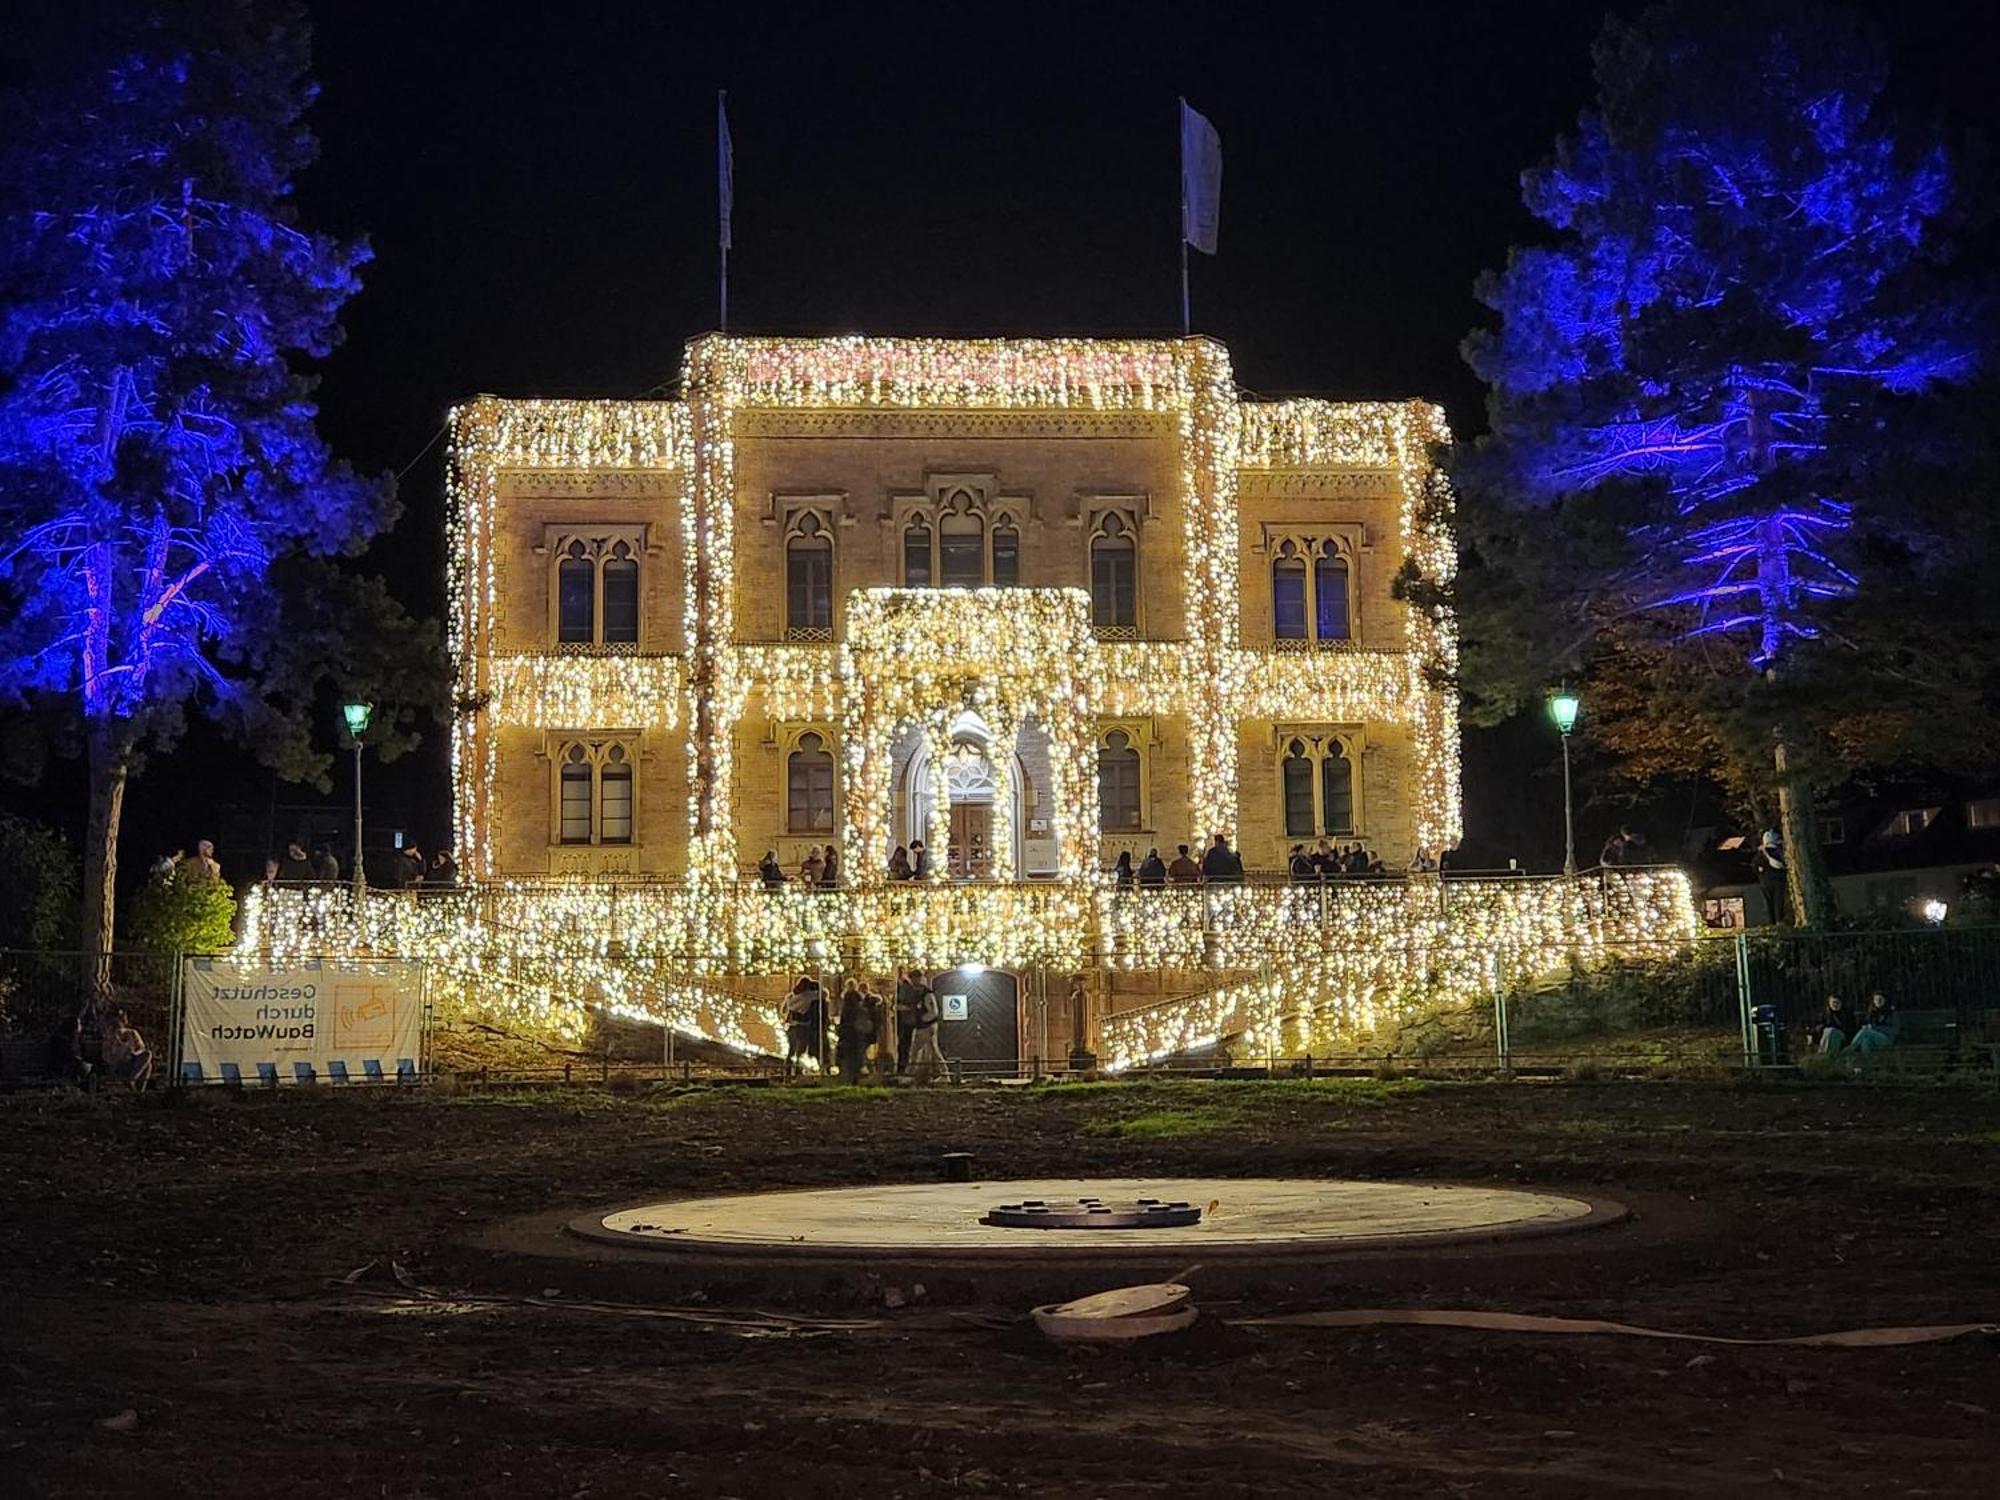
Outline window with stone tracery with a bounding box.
[1097,728,1143,830]
[1266,531,1358,646]
[1278,731,1358,837]
[786,730,836,834]
[546,527,645,649]
[552,737,638,845]
[785,513,834,639]
[899,479,1025,588]
[1090,512,1137,635]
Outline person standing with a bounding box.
[277,840,315,883]
[887,844,913,881]
[1138,847,1166,887]
[800,845,824,886]
[312,844,340,882]
[101,1010,152,1090]
[835,983,874,1085]
[893,966,921,1075]
[1755,829,1788,925]
[1167,843,1200,884]
[907,976,947,1084]
[911,840,933,880]
[819,845,841,889]
[783,976,817,1079]
[429,848,459,887]
[759,850,786,889]
[1201,832,1241,884]
[1113,851,1135,888]
[1288,844,1316,881]
[185,839,223,883]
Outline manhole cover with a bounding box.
[981,1196,1203,1229]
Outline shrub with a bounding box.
[126,872,237,985]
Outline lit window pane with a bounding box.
[601,557,638,643]
[1283,755,1315,837]
[560,764,593,842]
[558,556,594,643]
[1321,752,1353,835]
[788,539,832,629]
[1315,555,1349,640]
[1273,558,1307,639]
[992,526,1019,587]
[600,764,633,844]
[903,524,932,587]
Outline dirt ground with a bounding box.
[3,1077,1997,1497]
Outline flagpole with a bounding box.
[1178,98,1191,336]
[718,90,730,333]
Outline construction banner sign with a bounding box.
[180,957,425,1086]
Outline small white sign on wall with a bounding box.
[941,993,970,1021]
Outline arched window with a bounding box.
[1282,738,1316,837]
[558,542,594,643]
[1320,748,1354,834]
[939,505,983,588]
[787,515,833,634]
[599,744,633,843]
[1314,552,1350,641]
[1272,544,1308,640]
[559,745,594,843]
[991,518,1020,588]
[1098,729,1142,830]
[903,519,933,587]
[601,542,639,644]
[1091,514,1136,630]
[787,731,836,834]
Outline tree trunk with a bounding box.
[1772,736,1830,928]
[80,715,133,1015]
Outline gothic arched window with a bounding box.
[787,731,836,834]
[939,503,983,588]
[601,541,639,644]
[1091,514,1136,630]
[1282,738,1316,837]
[903,519,933,587]
[787,514,833,634]
[1314,552,1350,641]
[558,541,595,644]
[1097,729,1142,830]
[1272,544,1308,640]
[559,745,594,843]
[991,517,1020,588]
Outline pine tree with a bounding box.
[1460,1,1982,924]
[0,2,395,990]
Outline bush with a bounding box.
[0,813,78,951]
[126,872,237,983]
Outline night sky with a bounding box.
[14,0,1998,875]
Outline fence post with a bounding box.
[1492,984,1511,1074]
[1734,932,1755,1070]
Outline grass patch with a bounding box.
[1079,1107,1237,1140]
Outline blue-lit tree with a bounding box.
[1461,1,1982,923]
[0,2,393,983]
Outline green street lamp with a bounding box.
[342,701,373,895]
[1549,688,1581,876]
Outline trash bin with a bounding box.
[1752,1004,1786,1067]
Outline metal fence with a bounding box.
[0,948,180,1087]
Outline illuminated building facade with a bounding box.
[243,335,1696,1070]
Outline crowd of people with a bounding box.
[780,964,949,1084]
[148,836,460,893]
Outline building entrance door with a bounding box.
[948,803,993,879]
[930,966,1020,1074]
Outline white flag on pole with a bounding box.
[1180,98,1222,255]
[718,91,734,251]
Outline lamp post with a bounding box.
[342,701,373,896]
[1549,688,1581,877]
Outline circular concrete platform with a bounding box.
[569,1178,1623,1262]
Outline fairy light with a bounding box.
[375,338,1690,1059]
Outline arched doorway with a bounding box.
[901,713,1027,878]
[930,966,1021,1074]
